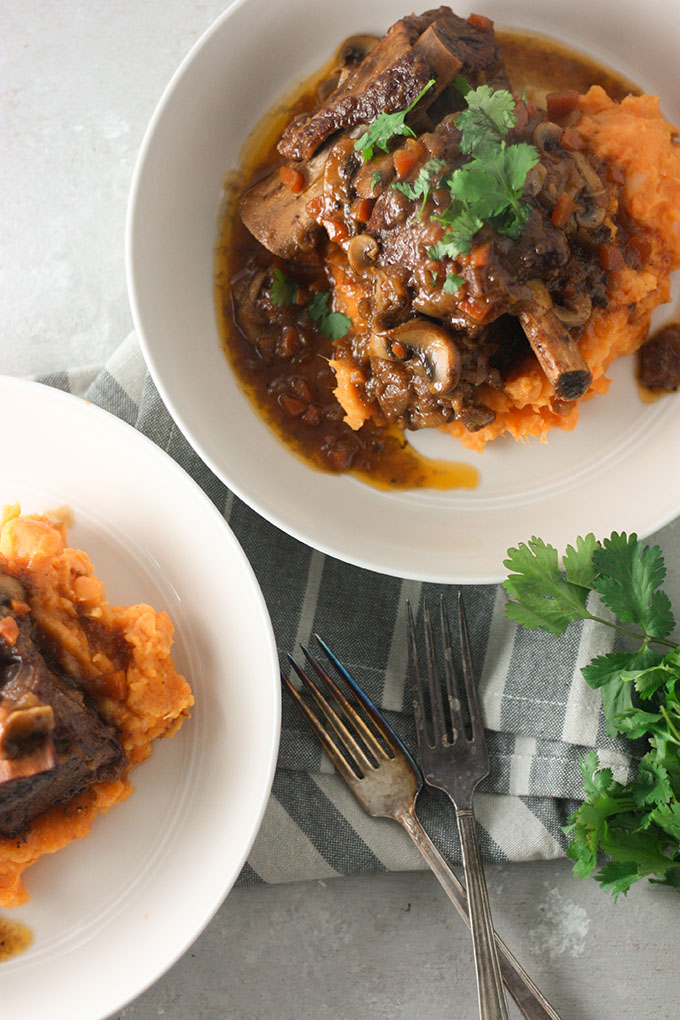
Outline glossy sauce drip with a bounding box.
[214,30,641,491]
[0,916,33,961]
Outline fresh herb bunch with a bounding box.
[428,82,539,261]
[354,79,435,162]
[503,533,680,898]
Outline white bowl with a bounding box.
[127,0,680,583]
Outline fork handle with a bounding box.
[456,808,509,1020]
[396,806,562,1020]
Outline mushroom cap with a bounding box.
[370,318,462,394]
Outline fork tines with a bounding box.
[282,638,408,783]
[406,593,485,747]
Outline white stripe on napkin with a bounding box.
[248,794,339,883]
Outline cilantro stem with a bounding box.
[660,705,680,746]
[586,614,678,650]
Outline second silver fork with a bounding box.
[407,594,509,1020]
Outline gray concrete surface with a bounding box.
[3,3,680,1018]
[114,862,677,1020]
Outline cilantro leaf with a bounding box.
[354,79,435,162]
[270,267,299,308]
[307,290,352,339]
[633,755,673,808]
[595,860,641,900]
[428,207,483,261]
[502,536,593,636]
[592,533,675,640]
[562,533,599,589]
[453,74,471,98]
[393,158,446,216]
[456,84,516,157]
[651,802,680,841]
[370,171,381,191]
[443,272,463,294]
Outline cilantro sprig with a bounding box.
[354,79,435,162]
[392,158,446,217]
[427,83,539,260]
[269,267,300,308]
[307,290,352,339]
[503,532,680,898]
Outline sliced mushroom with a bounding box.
[347,234,379,274]
[553,293,592,328]
[335,34,380,71]
[0,705,55,759]
[574,195,606,231]
[369,319,462,394]
[532,121,563,155]
[570,150,605,196]
[371,269,410,330]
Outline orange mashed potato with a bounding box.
[0,506,193,908]
[332,87,680,451]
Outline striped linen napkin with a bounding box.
[37,333,680,885]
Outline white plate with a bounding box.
[0,377,280,1020]
[127,0,680,584]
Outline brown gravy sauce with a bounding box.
[214,28,640,491]
[0,915,33,962]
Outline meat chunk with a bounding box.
[639,324,680,390]
[277,7,507,162]
[0,596,126,837]
[237,145,328,261]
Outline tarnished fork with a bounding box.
[282,637,561,1020]
[407,594,507,1020]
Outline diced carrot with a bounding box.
[468,12,494,30]
[471,243,491,267]
[606,161,626,185]
[551,192,575,227]
[301,405,322,426]
[559,128,584,151]
[10,599,30,617]
[278,394,307,418]
[0,617,19,645]
[627,234,652,265]
[306,195,324,218]
[546,90,580,121]
[279,165,305,194]
[393,148,419,179]
[350,197,375,223]
[599,243,625,271]
[325,218,349,243]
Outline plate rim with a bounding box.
[0,374,281,1019]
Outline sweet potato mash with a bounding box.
[0,507,193,908]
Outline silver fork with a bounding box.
[407,594,507,1020]
[282,637,561,1020]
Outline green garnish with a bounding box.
[392,158,446,216]
[503,532,680,898]
[307,290,352,339]
[354,79,435,162]
[428,84,539,260]
[453,74,471,98]
[443,272,464,294]
[269,267,299,308]
[371,171,382,191]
